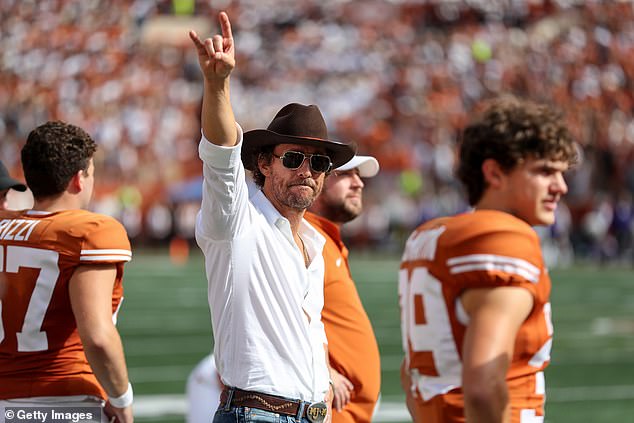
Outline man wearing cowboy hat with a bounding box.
[0,160,27,210]
[185,157,381,423]
[189,11,356,423]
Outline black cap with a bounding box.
[0,161,27,192]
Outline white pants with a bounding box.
[0,395,108,423]
[186,354,224,423]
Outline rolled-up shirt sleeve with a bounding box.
[196,124,250,241]
[195,125,331,402]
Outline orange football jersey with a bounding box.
[0,209,131,400]
[399,210,552,423]
[305,212,381,423]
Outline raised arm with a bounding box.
[189,11,237,146]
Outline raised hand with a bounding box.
[189,11,235,81]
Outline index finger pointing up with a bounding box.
[219,11,233,40]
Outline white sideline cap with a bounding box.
[336,155,380,178]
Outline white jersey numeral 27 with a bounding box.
[0,245,60,351]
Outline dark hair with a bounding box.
[457,97,578,206]
[21,121,97,199]
[250,145,275,188]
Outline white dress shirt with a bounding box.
[195,126,330,402]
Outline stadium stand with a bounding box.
[1,0,633,264]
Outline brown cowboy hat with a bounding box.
[242,103,356,171]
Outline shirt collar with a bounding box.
[251,189,326,254]
[251,189,282,226]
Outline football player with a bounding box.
[0,121,133,423]
[400,97,577,423]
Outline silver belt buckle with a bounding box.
[306,401,327,423]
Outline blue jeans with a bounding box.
[213,406,311,423]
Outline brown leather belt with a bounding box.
[219,387,327,422]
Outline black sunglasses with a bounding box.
[275,150,333,173]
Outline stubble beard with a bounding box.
[286,191,316,210]
[320,195,362,223]
[276,178,322,211]
[334,200,362,223]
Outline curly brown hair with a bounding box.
[21,121,97,199]
[457,97,578,206]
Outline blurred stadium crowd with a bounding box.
[1,0,634,265]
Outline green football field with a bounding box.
[119,249,634,422]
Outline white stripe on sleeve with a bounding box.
[447,254,540,283]
[81,249,132,257]
[80,249,132,262]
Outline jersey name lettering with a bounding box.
[0,219,40,241]
[402,226,445,262]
